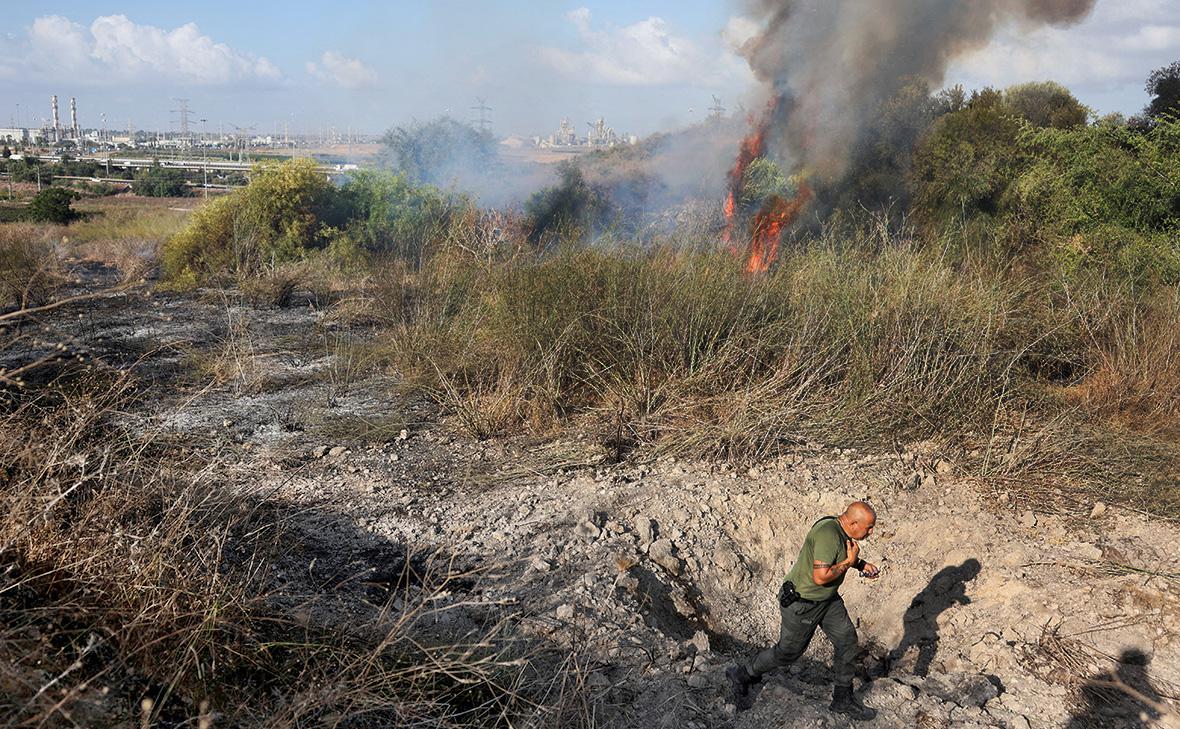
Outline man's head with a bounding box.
[839,501,877,540]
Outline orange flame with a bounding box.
[721,96,812,274]
[745,184,813,274]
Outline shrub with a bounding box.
[1005,81,1089,129]
[25,186,79,224]
[524,163,612,246]
[337,170,462,266]
[162,159,339,285]
[1010,116,1180,281]
[911,88,1025,221]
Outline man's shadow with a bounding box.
[888,558,981,677]
[1067,649,1167,728]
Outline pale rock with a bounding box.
[1019,510,1037,528]
[555,604,575,621]
[328,445,347,459]
[1090,501,1107,518]
[650,539,681,574]
[686,673,710,689]
[690,630,711,654]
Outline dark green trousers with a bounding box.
[745,595,859,686]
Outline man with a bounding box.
[727,501,880,719]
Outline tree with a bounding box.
[910,88,1025,219]
[26,187,79,224]
[1,146,10,159]
[378,117,498,187]
[134,164,188,197]
[524,162,610,245]
[1004,81,1089,129]
[1146,61,1180,120]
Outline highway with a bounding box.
[26,155,348,175]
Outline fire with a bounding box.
[745,184,813,274]
[721,96,812,273]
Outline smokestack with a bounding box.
[51,95,60,142]
[70,97,79,139]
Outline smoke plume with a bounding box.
[737,0,1097,179]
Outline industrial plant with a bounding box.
[1,95,374,155]
[534,117,638,150]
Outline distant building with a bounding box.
[537,116,635,150]
[0,128,31,144]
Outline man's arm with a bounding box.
[812,538,860,585]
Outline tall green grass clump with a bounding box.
[378,241,1028,455]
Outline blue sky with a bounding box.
[1,1,1177,138]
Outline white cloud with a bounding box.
[307,51,378,88]
[15,14,280,85]
[539,8,750,87]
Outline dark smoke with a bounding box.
[737,0,1097,179]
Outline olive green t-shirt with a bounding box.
[784,518,848,601]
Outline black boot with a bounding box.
[726,664,757,711]
[830,684,877,720]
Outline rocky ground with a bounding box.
[6,264,1179,728]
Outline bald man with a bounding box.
[727,501,880,719]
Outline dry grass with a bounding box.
[365,234,1180,516]
[181,301,265,394]
[67,202,189,282]
[0,367,590,727]
[0,224,65,309]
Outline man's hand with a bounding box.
[861,562,880,579]
[844,539,860,567]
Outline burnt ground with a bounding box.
[4,262,1179,728]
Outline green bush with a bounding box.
[337,170,460,265]
[162,159,473,286]
[378,117,498,186]
[1004,81,1089,129]
[523,163,612,246]
[911,88,1026,220]
[162,159,339,285]
[25,187,79,224]
[1010,116,1180,281]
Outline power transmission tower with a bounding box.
[171,98,193,141]
[709,95,726,119]
[471,98,492,134]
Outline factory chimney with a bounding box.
[70,97,79,139]
[51,95,60,143]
